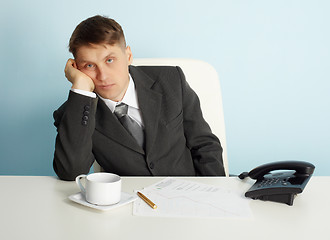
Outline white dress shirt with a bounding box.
[71,74,144,128]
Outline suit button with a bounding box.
[81,120,88,126]
[84,105,90,111]
[149,162,154,169]
[83,110,90,116]
[82,115,89,121]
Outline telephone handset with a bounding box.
[239,161,315,205]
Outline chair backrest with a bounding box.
[132,58,228,176]
[94,58,228,176]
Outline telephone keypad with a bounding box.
[257,177,290,188]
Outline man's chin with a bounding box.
[96,91,118,102]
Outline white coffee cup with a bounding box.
[75,173,121,205]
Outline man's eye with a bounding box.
[87,64,94,68]
[107,59,113,63]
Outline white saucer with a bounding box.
[69,192,138,211]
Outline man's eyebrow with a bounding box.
[76,52,116,64]
[103,53,115,60]
[77,59,89,64]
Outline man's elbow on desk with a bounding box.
[53,161,90,181]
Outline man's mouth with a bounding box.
[98,84,114,89]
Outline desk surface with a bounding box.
[0,176,328,240]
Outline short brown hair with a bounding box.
[69,15,126,56]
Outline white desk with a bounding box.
[0,176,328,240]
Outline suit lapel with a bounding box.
[129,66,162,155]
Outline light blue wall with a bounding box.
[1,0,329,176]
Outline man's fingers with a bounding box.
[63,59,95,92]
[65,59,75,72]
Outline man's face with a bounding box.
[75,43,133,101]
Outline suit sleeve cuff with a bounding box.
[71,88,96,98]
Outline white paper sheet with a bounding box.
[133,178,252,218]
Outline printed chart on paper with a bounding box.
[133,178,252,218]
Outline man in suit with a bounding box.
[53,15,225,181]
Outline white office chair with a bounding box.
[94,58,229,176]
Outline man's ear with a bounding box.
[126,46,133,65]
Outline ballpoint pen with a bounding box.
[137,191,157,209]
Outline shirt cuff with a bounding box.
[71,88,96,98]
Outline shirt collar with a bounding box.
[98,74,139,113]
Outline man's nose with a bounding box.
[97,66,108,81]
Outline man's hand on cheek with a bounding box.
[64,59,95,92]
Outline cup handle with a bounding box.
[75,174,87,194]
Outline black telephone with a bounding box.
[238,161,315,205]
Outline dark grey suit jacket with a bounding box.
[53,65,225,180]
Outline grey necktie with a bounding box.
[114,103,145,149]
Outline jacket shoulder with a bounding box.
[130,65,184,86]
